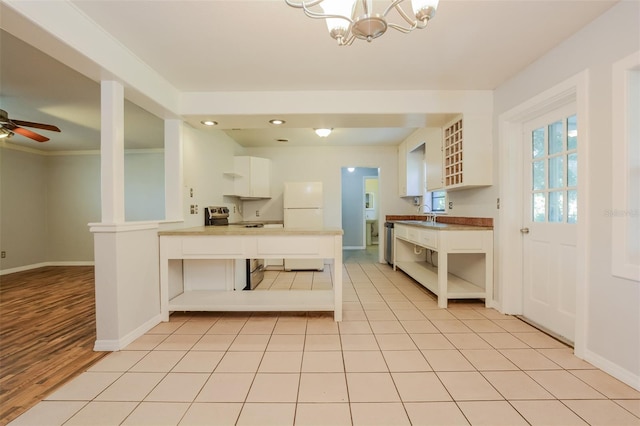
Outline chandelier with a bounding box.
[285,0,439,46]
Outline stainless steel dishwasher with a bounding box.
[384,222,394,265]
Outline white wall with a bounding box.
[0,146,167,272]
[0,148,48,269]
[494,1,640,387]
[179,125,246,228]
[47,153,101,262]
[244,145,397,224]
[125,151,165,222]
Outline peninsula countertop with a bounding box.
[158,225,344,236]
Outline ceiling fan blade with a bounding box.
[11,125,50,142]
[11,119,61,132]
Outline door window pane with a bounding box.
[532,128,545,158]
[549,156,564,189]
[567,153,578,187]
[567,115,577,150]
[548,121,564,155]
[568,190,578,224]
[533,193,546,222]
[549,191,564,223]
[533,160,545,190]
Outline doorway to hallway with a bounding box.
[341,167,380,260]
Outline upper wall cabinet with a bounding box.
[398,129,427,197]
[425,127,444,192]
[441,115,492,191]
[224,156,271,199]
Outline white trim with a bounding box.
[497,70,589,357]
[343,246,365,250]
[93,314,162,352]
[89,221,160,233]
[584,349,640,391]
[0,261,95,276]
[0,143,165,157]
[611,51,640,282]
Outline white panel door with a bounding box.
[522,104,578,343]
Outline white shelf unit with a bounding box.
[395,261,486,299]
[394,223,493,308]
[444,118,464,187]
[169,290,334,312]
[438,115,493,191]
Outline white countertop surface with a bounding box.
[159,225,343,236]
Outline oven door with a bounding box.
[245,259,265,290]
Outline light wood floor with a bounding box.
[0,266,107,425]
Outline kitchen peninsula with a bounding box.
[158,226,344,321]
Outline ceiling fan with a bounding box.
[0,109,61,142]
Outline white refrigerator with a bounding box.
[283,182,324,271]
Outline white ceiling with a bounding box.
[0,0,618,151]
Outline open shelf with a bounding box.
[169,289,335,312]
[396,261,486,299]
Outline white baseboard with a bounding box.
[94,314,163,352]
[343,246,365,250]
[583,349,640,391]
[0,261,94,276]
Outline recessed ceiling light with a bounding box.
[201,120,218,126]
[315,128,332,137]
[269,119,285,125]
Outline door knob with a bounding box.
[520,227,530,234]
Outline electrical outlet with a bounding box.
[190,204,195,214]
[1,251,6,258]
[233,206,236,213]
[497,198,500,210]
[448,201,453,210]
[256,210,260,217]
[190,188,194,198]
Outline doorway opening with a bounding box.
[341,167,380,263]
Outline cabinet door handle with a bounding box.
[520,227,530,234]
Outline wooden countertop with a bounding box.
[159,225,343,236]
[393,220,493,231]
[386,215,493,228]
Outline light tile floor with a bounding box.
[10,255,640,425]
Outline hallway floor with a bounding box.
[10,253,640,425]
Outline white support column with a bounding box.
[164,119,184,221]
[100,81,125,223]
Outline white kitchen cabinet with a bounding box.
[442,115,492,191]
[425,127,444,191]
[398,130,426,197]
[224,156,271,199]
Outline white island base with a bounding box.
[159,226,343,321]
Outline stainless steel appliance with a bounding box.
[204,206,229,226]
[384,222,394,265]
[244,258,264,290]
